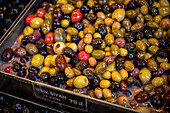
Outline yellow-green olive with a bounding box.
[23,26,34,36]
[100,80,111,88]
[135,106,151,113]
[94,87,102,98]
[51,55,58,66]
[61,19,69,28]
[119,69,128,80]
[44,55,52,67]
[160,62,170,70]
[112,29,123,38]
[157,57,168,63]
[66,78,75,87]
[112,9,125,21]
[110,44,120,56]
[119,48,128,57]
[148,46,159,55]
[131,23,144,32]
[84,27,95,34]
[72,68,82,76]
[31,54,44,67]
[30,17,44,29]
[158,6,170,17]
[88,57,97,67]
[61,4,74,14]
[154,15,162,23]
[102,89,112,98]
[65,68,74,78]
[41,67,50,73]
[66,27,78,35]
[112,22,121,30]
[117,96,128,106]
[151,77,164,87]
[140,5,148,14]
[103,71,111,79]
[136,40,146,51]
[49,68,58,76]
[139,68,151,82]
[126,10,137,19]
[143,84,153,92]
[104,33,114,45]
[148,38,159,46]
[73,76,89,88]
[111,71,121,82]
[92,50,105,59]
[124,60,134,71]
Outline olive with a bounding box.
[75,61,88,71]
[92,38,103,48]
[73,22,83,31]
[125,32,135,43]
[46,43,55,55]
[36,39,46,50]
[126,77,136,87]
[86,13,97,22]
[95,62,107,75]
[73,76,89,88]
[135,106,151,113]
[127,1,137,10]
[136,32,144,40]
[152,67,164,77]
[49,73,66,86]
[1,48,14,62]
[28,66,40,74]
[117,96,128,106]
[150,94,164,108]
[147,59,158,71]
[103,4,110,14]
[143,84,153,92]
[157,48,168,58]
[120,81,127,91]
[92,5,102,14]
[136,59,146,69]
[71,35,80,44]
[115,56,125,70]
[151,6,159,17]
[98,23,107,36]
[91,75,100,88]
[135,91,150,103]
[17,69,26,77]
[80,5,91,13]
[13,62,22,72]
[144,29,153,38]
[25,43,38,55]
[154,87,165,95]
[63,47,75,59]
[125,42,136,52]
[40,72,50,82]
[83,69,94,80]
[21,36,30,45]
[20,56,29,63]
[94,87,102,98]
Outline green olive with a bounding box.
[73,76,89,88]
[110,44,120,56]
[126,10,137,19]
[66,27,78,35]
[154,27,164,38]
[92,50,105,59]
[106,62,116,72]
[84,27,95,34]
[66,78,75,87]
[148,38,159,46]
[95,62,107,75]
[158,6,170,17]
[124,60,134,71]
[151,77,164,87]
[146,21,159,29]
[105,33,114,45]
[160,63,170,70]
[139,68,151,82]
[140,5,148,15]
[23,26,34,36]
[136,40,146,51]
[31,54,44,67]
[44,55,52,67]
[112,29,123,38]
[30,17,44,29]
[44,13,53,22]
[72,68,82,76]
[136,13,144,23]
[61,4,74,14]
[41,20,52,34]
[131,23,144,32]
[159,0,169,7]
[148,46,159,55]
[154,15,162,23]
[61,19,69,28]
[135,106,151,113]
[147,59,158,71]
[143,84,153,92]
[112,9,125,21]
[65,68,74,78]
[144,14,154,22]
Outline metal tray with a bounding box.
[0,0,138,113]
[0,0,34,45]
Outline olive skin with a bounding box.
[150,94,164,108]
[1,48,14,62]
[55,55,67,71]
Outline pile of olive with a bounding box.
[0,0,29,38]
[1,0,170,112]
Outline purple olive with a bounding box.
[73,88,87,95]
[152,67,164,76]
[20,56,29,63]
[80,5,91,13]
[29,31,41,42]
[154,87,165,95]
[14,47,26,57]
[71,35,80,44]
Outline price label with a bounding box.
[32,82,87,111]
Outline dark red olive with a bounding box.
[40,72,50,82]
[75,60,88,71]
[55,55,67,71]
[134,91,150,103]
[164,90,170,103]
[46,43,55,55]
[120,81,127,91]
[1,48,14,62]
[73,88,87,95]
[150,94,164,108]
[152,67,164,76]
[83,69,94,80]
[154,87,165,95]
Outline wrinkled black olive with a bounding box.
[98,23,107,36]
[92,38,103,48]
[75,61,88,70]
[63,47,75,58]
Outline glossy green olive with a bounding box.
[139,68,151,82]
[147,59,158,71]
[112,29,123,38]
[23,26,34,36]
[65,68,74,78]
[95,62,107,75]
[146,21,159,29]
[131,23,144,32]
[41,20,52,34]
[72,68,82,76]
[92,50,105,59]
[154,28,163,39]
[151,77,164,87]
[25,43,38,55]
[126,10,137,19]
[30,17,44,29]
[111,71,122,82]
[124,60,134,71]
[105,33,114,45]
[31,54,44,67]
[61,4,74,14]
[143,84,153,92]
[148,38,159,46]
[66,27,78,35]
[73,76,89,88]
[100,80,111,88]
[136,13,144,23]
[44,13,53,22]
[106,62,116,72]
[136,40,146,51]
[160,63,170,70]
[110,44,120,56]
[44,55,52,67]
[84,27,95,34]
[148,46,159,55]
[140,5,148,14]
[158,6,170,17]
[112,9,125,21]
